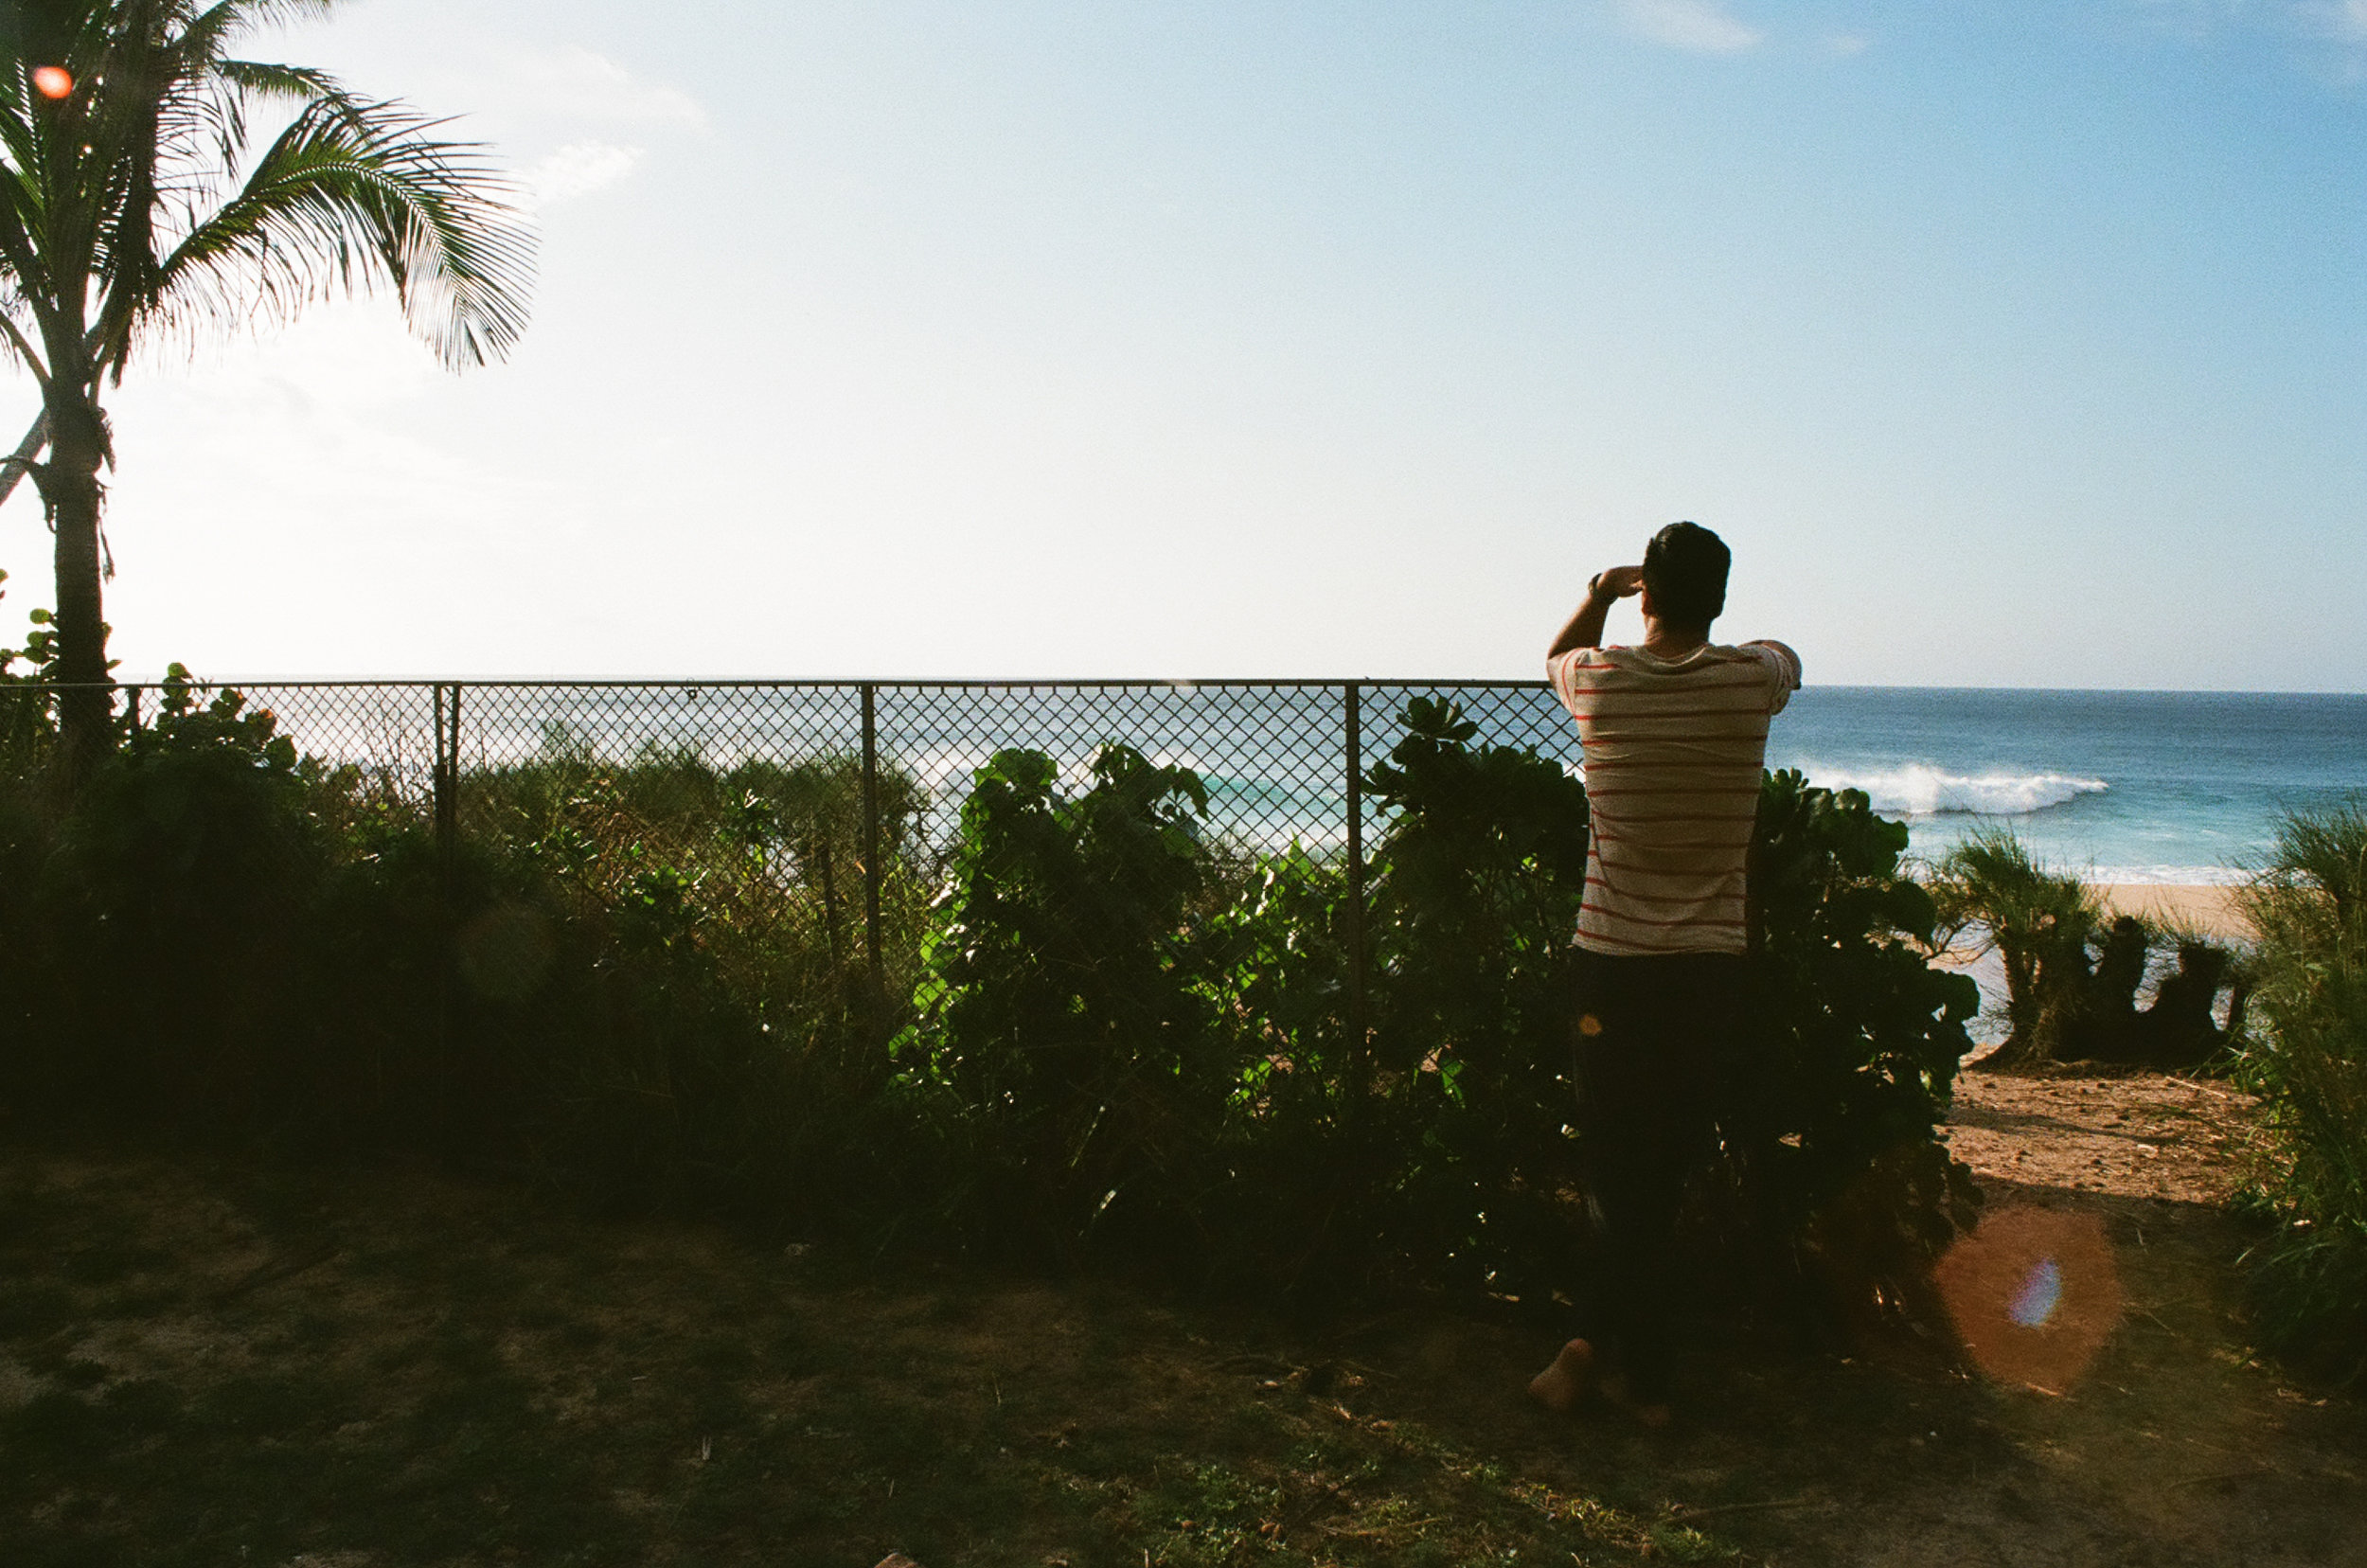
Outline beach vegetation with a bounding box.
[897,743,1237,1261]
[2230,802,2367,1387]
[1745,770,1983,1327]
[1928,828,2103,1067]
[868,703,1983,1326]
[0,693,930,1233]
[0,572,62,786]
[1930,826,2247,1072]
[0,0,533,774]
[1351,695,1599,1301]
[0,686,1985,1340]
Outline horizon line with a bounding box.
[71,673,2367,699]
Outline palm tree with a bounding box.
[0,0,533,772]
[1929,826,2103,1069]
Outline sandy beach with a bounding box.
[2093,883,2253,945]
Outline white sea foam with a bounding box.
[1801,762,2109,818]
[2085,865,2251,887]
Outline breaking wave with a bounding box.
[1801,762,2109,818]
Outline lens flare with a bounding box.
[31,66,73,100]
[1933,1205,2121,1394]
[2007,1256,2062,1327]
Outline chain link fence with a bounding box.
[6,677,1582,1013]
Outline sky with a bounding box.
[3,0,2364,687]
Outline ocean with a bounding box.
[1767,687,2367,885]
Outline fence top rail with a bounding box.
[9,676,1559,693]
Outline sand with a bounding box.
[2092,883,2253,945]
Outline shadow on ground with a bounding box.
[0,1118,2358,1567]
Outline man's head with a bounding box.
[1641,521,1729,633]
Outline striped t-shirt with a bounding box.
[1547,639,1802,956]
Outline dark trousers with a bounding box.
[1569,947,1750,1403]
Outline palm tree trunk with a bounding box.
[40,393,111,781]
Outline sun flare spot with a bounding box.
[2008,1256,2062,1327]
[1935,1207,2122,1393]
[31,65,73,99]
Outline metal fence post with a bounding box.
[448,682,464,842]
[861,683,884,1003]
[432,683,461,875]
[429,682,458,1143]
[432,683,449,847]
[1345,682,1369,1081]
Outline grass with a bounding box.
[0,1140,1734,1568]
[2231,802,2367,1385]
[7,1127,2364,1568]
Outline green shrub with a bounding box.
[899,706,1985,1327]
[386,740,932,1218]
[900,745,1239,1256]
[2231,803,2367,1387]
[1355,696,1593,1298]
[466,731,927,989]
[0,687,934,1235]
[1748,771,1982,1326]
[14,684,327,1113]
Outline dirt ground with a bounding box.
[1946,1067,2271,1208]
[1,1067,2360,1567]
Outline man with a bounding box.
[1526,521,1800,1427]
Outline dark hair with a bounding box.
[1642,521,1729,629]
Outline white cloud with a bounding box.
[2222,1,2367,79]
[2142,1,2367,59]
[424,45,710,136]
[505,45,708,130]
[2317,0,2367,41]
[1610,0,1765,53]
[525,140,648,206]
[1824,32,1873,56]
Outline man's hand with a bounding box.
[1550,564,1645,659]
[1591,564,1645,601]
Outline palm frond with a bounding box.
[153,94,533,368]
[148,0,348,58]
[0,71,47,174]
[0,159,53,313]
[213,59,344,103]
[207,0,347,30]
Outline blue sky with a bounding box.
[5,0,2364,686]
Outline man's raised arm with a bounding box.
[1547,564,1644,659]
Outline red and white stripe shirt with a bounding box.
[1547,639,1802,956]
